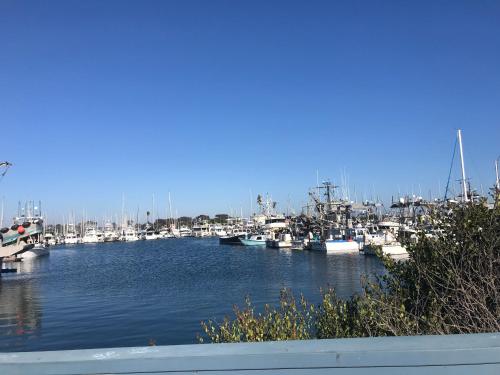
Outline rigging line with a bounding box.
[444,136,458,201]
[0,164,11,183]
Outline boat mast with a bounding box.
[457,129,468,202]
[168,192,173,226]
[0,196,3,228]
[249,188,253,218]
[495,158,499,190]
[121,193,125,231]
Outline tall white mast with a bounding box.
[152,193,155,226]
[495,158,499,190]
[168,192,173,225]
[249,188,253,217]
[121,193,125,230]
[457,129,468,202]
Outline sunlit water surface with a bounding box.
[0,238,384,352]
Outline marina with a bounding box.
[0,237,384,352]
[0,130,498,353]
[1,2,499,372]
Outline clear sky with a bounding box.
[1,0,499,222]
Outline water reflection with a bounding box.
[0,277,42,350]
[0,239,385,352]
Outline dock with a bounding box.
[0,333,498,374]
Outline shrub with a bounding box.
[200,202,500,343]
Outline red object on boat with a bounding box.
[17,226,25,234]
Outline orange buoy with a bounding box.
[17,226,25,234]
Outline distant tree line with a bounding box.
[48,214,235,232]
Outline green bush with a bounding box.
[200,203,500,343]
[199,290,313,343]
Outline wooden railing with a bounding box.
[0,333,499,374]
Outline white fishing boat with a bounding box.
[96,229,105,242]
[82,227,99,243]
[103,222,119,242]
[192,223,210,237]
[309,239,360,253]
[179,226,192,237]
[64,232,80,244]
[43,232,57,246]
[64,223,81,244]
[266,232,292,248]
[144,229,159,240]
[380,243,408,257]
[264,215,288,231]
[159,227,175,238]
[363,231,408,258]
[122,227,139,241]
[211,225,227,237]
[170,227,181,238]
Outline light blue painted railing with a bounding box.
[0,333,499,374]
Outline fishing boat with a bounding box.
[64,232,80,244]
[122,226,138,241]
[219,226,248,245]
[264,215,288,231]
[290,238,306,250]
[266,232,292,248]
[82,227,99,243]
[179,226,192,237]
[211,225,227,237]
[96,229,105,242]
[159,227,175,238]
[219,234,245,245]
[21,243,49,258]
[144,229,159,240]
[103,222,119,242]
[309,238,360,253]
[192,223,210,237]
[64,222,81,244]
[363,231,408,258]
[170,227,181,238]
[44,232,57,246]
[0,201,46,259]
[240,234,267,246]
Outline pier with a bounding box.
[0,333,498,374]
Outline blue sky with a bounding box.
[1,0,499,222]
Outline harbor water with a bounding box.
[0,238,385,352]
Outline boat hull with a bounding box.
[310,240,359,253]
[364,243,408,258]
[21,245,49,259]
[240,239,266,246]
[266,240,292,248]
[219,235,243,245]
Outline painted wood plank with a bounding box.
[0,333,498,374]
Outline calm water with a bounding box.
[0,238,384,352]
